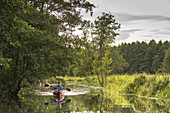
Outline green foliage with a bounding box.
[162,48,170,73]
[90,13,122,87]
[1,81,169,113]
[110,48,129,74]
[153,76,169,99]
[83,76,100,86]
[0,1,50,98]
[57,74,169,100]
[118,40,170,74]
[124,75,146,94]
[55,76,85,83]
[71,13,124,78]
[92,42,113,87]
[0,0,95,99]
[125,96,170,113]
[106,74,134,93]
[124,74,169,99]
[92,12,120,49]
[151,41,165,72]
[72,42,93,77]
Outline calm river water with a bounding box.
[0,83,169,113]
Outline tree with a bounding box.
[92,12,120,59]
[110,48,129,74]
[26,0,95,46]
[117,40,170,74]
[73,46,93,76]
[69,21,94,76]
[92,41,113,87]
[144,40,158,73]
[162,48,170,73]
[91,13,124,87]
[118,41,148,74]
[151,41,164,73]
[0,0,95,99]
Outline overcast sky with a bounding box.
[81,0,170,45]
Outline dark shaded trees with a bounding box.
[118,40,170,74]
[0,0,95,99]
[162,47,170,73]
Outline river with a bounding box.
[0,83,169,113]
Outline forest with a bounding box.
[0,0,170,101]
[72,40,170,76]
[117,40,170,74]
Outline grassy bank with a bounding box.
[53,74,169,99]
[122,74,169,99]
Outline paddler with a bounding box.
[53,82,63,96]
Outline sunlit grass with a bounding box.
[53,73,169,99]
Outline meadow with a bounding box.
[53,74,170,100]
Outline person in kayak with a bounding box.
[45,79,49,83]
[37,80,42,87]
[44,79,50,87]
[53,82,63,96]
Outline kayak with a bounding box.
[37,83,42,87]
[44,83,50,87]
[53,91,62,96]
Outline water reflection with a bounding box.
[67,90,135,113]
[0,84,169,113]
[125,95,170,113]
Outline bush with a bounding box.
[124,75,146,94]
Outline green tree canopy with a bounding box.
[0,0,95,99]
[162,48,170,73]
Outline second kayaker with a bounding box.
[53,82,63,96]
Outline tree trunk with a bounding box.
[96,74,103,87]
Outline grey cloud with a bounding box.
[150,29,170,35]
[114,12,170,23]
[142,35,153,38]
[154,31,170,35]
[116,32,130,41]
[150,29,160,32]
[120,29,143,33]
[165,27,170,30]
[116,29,143,41]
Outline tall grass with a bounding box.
[53,74,169,99]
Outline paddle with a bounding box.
[65,88,71,91]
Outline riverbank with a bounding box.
[54,74,169,100]
[1,76,169,113]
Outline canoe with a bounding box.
[44,83,50,87]
[53,91,62,96]
[37,83,42,87]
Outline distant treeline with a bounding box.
[70,39,170,77]
[116,40,170,74]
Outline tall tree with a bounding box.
[117,40,170,74]
[110,47,129,74]
[151,41,164,73]
[92,12,120,59]
[92,41,113,87]
[144,40,158,73]
[162,48,170,73]
[0,0,95,99]
[91,13,121,87]
[26,0,95,46]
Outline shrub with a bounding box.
[124,75,146,94]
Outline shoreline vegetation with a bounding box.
[54,74,169,100]
[1,1,170,108]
